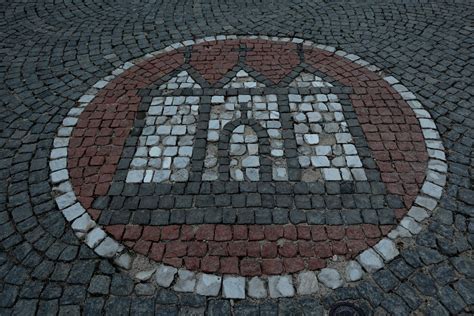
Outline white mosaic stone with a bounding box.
[155,265,177,288]
[55,192,76,210]
[94,237,122,258]
[323,168,341,180]
[345,261,363,282]
[415,195,438,210]
[421,181,443,199]
[135,269,156,282]
[153,170,171,182]
[196,274,222,296]
[407,206,430,222]
[311,156,330,167]
[272,167,288,181]
[297,271,319,295]
[374,238,399,262]
[114,253,132,269]
[387,225,412,239]
[126,170,144,183]
[242,156,259,167]
[61,203,85,221]
[318,268,343,289]
[248,277,267,299]
[357,248,384,273]
[304,134,319,145]
[71,213,95,233]
[223,276,245,299]
[268,276,295,298]
[51,169,69,184]
[173,270,196,292]
[400,217,422,234]
[85,227,106,248]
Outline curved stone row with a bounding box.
[49,35,447,299]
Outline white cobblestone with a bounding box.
[196,274,222,296]
[318,268,343,289]
[223,276,245,299]
[268,276,295,298]
[155,265,177,288]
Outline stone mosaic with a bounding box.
[3,0,472,313]
[47,36,448,302]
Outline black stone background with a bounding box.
[0,0,472,314]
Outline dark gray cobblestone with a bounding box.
[0,0,473,314]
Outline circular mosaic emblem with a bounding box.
[50,36,446,298]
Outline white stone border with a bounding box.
[49,35,447,299]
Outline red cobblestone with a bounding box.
[240,259,261,276]
[283,258,305,273]
[161,225,180,240]
[262,259,284,275]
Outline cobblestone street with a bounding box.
[0,0,473,315]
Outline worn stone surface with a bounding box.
[0,0,471,314]
[318,268,343,289]
[268,276,295,298]
[196,274,222,297]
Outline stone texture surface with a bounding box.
[0,0,472,315]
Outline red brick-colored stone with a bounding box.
[195,224,215,241]
[123,225,142,241]
[187,242,207,257]
[201,256,220,273]
[362,224,381,238]
[133,240,151,255]
[309,227,327,243]
[283,225,297,240]
[165,241,187,257]
[262,259,284,275]
[228,241,246,257]
[149,243,165,262]
[161,225,180,240]
[261,242,278,258]
[283,258,305,273]
[142,226,160,241]
[233,225,248,240]
[184,257,200,270]
[314,242,332,258]
[220,257,239,274]
[240,259,261,277]
[214,225,232,241]
[297,226,311,240]
[308,258,326,270]
[298,241,315,257]
[279,242,298,257]
[326,226,345,240]
[248,225,265,240]
[208,242,228,256]
[247,242,261,257]
[264,226,283,241]
[105,225,124,240]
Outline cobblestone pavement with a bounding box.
[1,0,473,315]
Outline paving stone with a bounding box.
[318,268,343,289]
[357,248,384,273]
[247,277,267,299]
[296,271,319,295]
[155,265,177,288]
[88,275,111,295]
[345,260,363,281]
[196,274,222,297]
[222,276,245,299]
[374,239,399,262]
[268,275,295,298]
[173,270,196,293]
[2,4,472,313]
